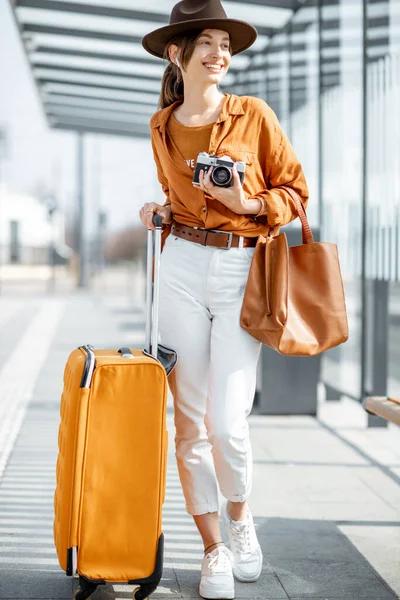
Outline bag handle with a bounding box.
[145,213,163,357]
[270,186,314,245]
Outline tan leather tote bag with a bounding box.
[240,186,348,356]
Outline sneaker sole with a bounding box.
[233,564,262,582]
[233,546,263,582]
[199,584,235,599]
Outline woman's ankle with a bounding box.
[204,541,224,555]
[227,500,248,522]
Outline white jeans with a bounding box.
[159,233,262,516]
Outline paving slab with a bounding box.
[339,525,400,597]
[0,287,400,599]
[252,518,397,599]
[0,571,71,599]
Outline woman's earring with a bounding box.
[175,57,180,68]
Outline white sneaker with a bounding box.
[199,545,235,599]
[220,501,263,582]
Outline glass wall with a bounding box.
[321,0,364,399]
[229,0,400,405]
[265,32,290,131]
[366,49,400,398]
[289,2,319,228]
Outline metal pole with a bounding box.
[318,0,323,232]
[77,131,86,288]
[52,213,56,289]
[94,139,102,276]
[47,208,56,293]
[287,22,293,140]
[0,155,2,296]
[361,0,368,407]
[0,126,6,296]
[264,44,270,106]
[98,211,106,276]
[89,137,101,280]
[370,279,389,427]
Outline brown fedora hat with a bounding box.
[142,0,258,59]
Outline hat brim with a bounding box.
[142,18,258,59]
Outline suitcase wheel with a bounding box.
[73,590,92,600]
[132,585,151,600]
[73,577,98,600]
[73,589,93,600]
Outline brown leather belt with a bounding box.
[171,221,257,250]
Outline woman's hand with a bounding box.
[193,166,248,214]
[139,202,173,230]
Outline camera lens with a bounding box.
[211,166,232,187]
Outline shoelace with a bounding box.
[207,548,234,573]
[230,521,253,555]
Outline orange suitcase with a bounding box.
[54,216,177,600]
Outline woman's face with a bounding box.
[173,29,231,85]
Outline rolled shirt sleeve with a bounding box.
[252,104,309,228]
[151,135,171,208]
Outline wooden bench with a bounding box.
[362,397,400,425]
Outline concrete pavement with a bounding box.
[0,266,399,599]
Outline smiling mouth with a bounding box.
[203,64,224,72]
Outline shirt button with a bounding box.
[202,205,207,212]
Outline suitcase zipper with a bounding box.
[143,348,161,363]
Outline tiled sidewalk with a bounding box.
[0,279,399,599]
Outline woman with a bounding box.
[140,2,309,598]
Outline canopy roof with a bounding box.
[10,0,302,137]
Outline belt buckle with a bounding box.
[209,229,233,250]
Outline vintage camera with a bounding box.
[193,152,246,188]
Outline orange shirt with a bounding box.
[167,113,214,172]
[150,93,309,238]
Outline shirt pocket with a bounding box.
[217,148,255,167]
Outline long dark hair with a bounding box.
[159,30,203,109]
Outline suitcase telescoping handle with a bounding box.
[145,213,163,358]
